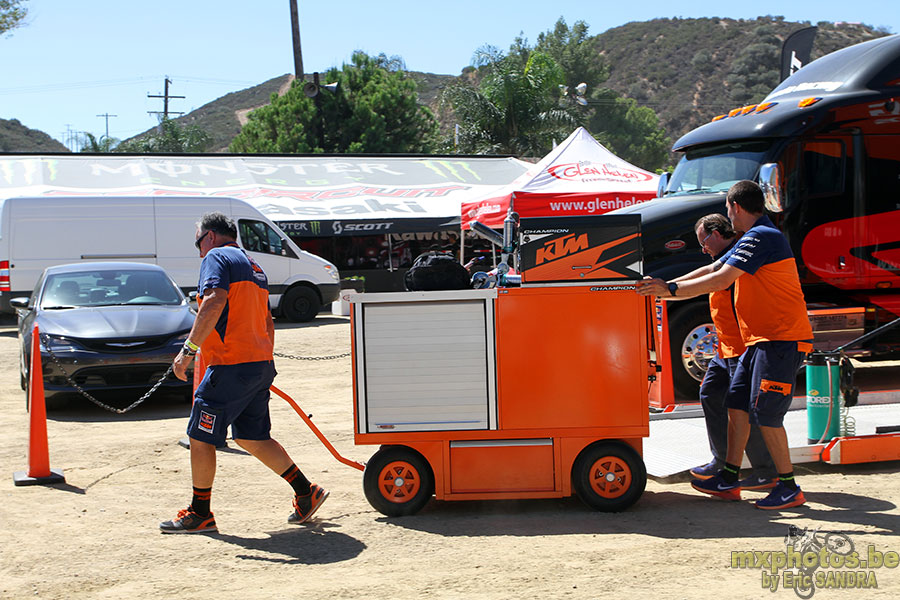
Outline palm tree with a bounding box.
[79,132,120,153]
[442,48,577,157]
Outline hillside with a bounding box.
[135,17,887,156]
[594,17,888,144]
[125,74,294,152]
[0,118,69,152]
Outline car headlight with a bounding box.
[323,264,340,282]
[41,334,79,352]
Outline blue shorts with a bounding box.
[187,361,276,446]
[725,341,805,427]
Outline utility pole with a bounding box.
[289,0,304,80]
[63,124,76,151]
[148,77,185,123]
[96,113,117,139]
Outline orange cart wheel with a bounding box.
[363,446,435,517]
[572,442,646,512]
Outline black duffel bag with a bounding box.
[404,251,471,291]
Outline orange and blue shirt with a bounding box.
[709,241,745,359]
[198,242,273,366]
[719,216,813,351]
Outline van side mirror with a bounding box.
[758,163,784,213]
[9,297,28,309]
[656,172,670,198]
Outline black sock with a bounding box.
[191,486,212,516]
[721,463,740,484]
[779,472,798,490]
[281,464,312,496]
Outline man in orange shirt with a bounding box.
[686,214,775,490]
[637,181,812,510]
[160,212,328,533]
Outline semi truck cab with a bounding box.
[614,33,900,398]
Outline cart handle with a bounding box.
[270,384,366,472]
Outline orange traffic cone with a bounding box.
[13,325,65,486]
[649,300,676,409]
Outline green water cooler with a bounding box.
[806,351,842,444]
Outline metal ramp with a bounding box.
[644,402,900,478]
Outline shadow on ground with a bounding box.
[212,520,366,564]
[376,478,900,542]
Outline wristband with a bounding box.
[184,339,200,352]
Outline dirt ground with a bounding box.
[1,313,898,600]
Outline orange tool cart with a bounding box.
[350,214,654,516]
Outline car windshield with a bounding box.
[40,269,183,309]
[665,141,773,196]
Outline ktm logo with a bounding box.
[536,233,588,264]
[761,379,791,395]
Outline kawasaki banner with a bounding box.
[0,155,530,236]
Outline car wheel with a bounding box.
[668,302,716,400]
[363,446,434,517]
[571,441,646,512]
[280,286,320,322]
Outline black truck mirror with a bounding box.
[759,163,784,212]
[656,172,670,198]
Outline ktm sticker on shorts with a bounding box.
[199,411,216,433]
[760,379,791,396]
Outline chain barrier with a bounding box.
[37,332,175,414]
[273,350,351,361]
[35,333,349,413]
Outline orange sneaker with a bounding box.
[160,508,217,534]
[288,484,329,524]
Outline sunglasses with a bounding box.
[699,231,713,248]
[195,230,210,250]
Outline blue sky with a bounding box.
[2,0,897,149]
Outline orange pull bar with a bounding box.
[271,384,365,472]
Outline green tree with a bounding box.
[115,119,212,153]
[528,17,670,170]
[1,0,26,36]
[442,47,576,156]
[535,18,609,92]
[230,52,437,153]
[587,90,670,170]
[79,132,119,153]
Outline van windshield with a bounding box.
[665,141,772,196]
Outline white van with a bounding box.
[0,196,340,321]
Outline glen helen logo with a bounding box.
[547,161,653,183]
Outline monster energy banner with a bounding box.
[0,155,530,236]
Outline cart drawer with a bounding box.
[450,439,555,493]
